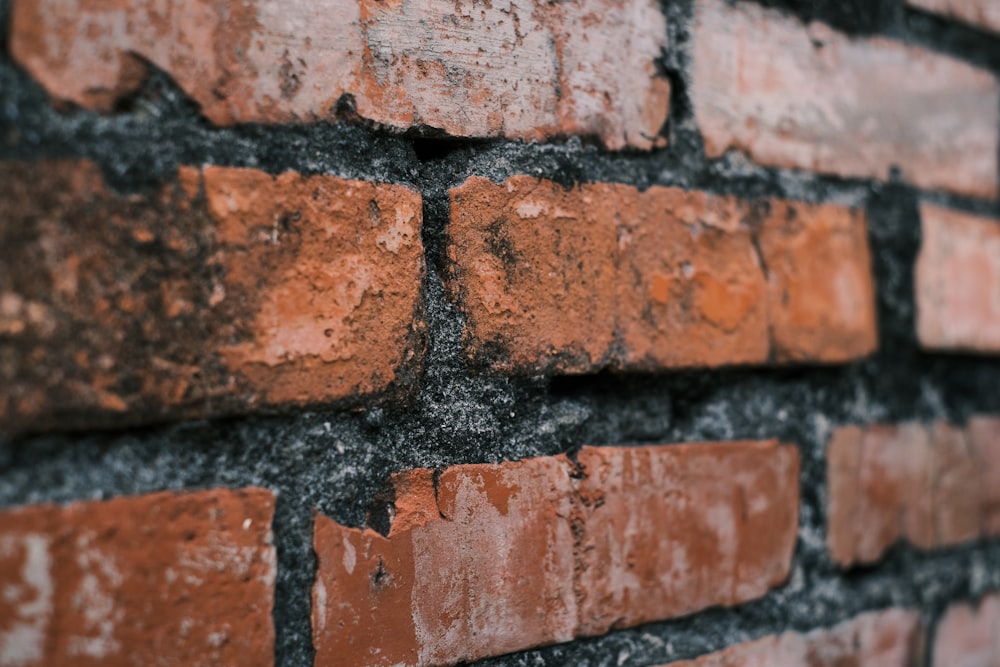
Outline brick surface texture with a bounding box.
[693,0,999,199]
[9,0,671,150]
[827,417,1000,566]
[448,176,877,373]
[916,204,1000,353]
[659,609,923,667]
[908,0,1000,34]
[0,488,276,667]
[0,160,424,434]
[312,441,799,666]
[934,594,1000,667]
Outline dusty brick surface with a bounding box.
[916,204,1000,353]
[827,419,999,567]
[312,441,799,666]
[660,609,923,667]
[447,176,875,374]
[9,0,670,150]
[0,160,424,434]
[933,594,1000,667]
[908,0,1000,34]
[0,488,276,666]
[693,0,999,199]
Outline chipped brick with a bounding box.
[313,441,799,666]
[9,0,671,150]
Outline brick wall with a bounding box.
[0,0,998,666]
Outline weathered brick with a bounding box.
[313,441,799,666]
[447,176,875,374]
[9,0,670,150]
[693,0,999,199]
[907,0,1000,35]
[827,419,997,567]
[757,200,877,362]
[0,160,424,434]
[659,609,923,667]
[915,204,1000,353]
[933,594,1000,667]
[0,488,275,666]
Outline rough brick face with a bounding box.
[0,488,276,666]
[693,0,999,199]
[9,0,670,150]
[907,0,1000,34]
[0,160,424,434]
[659,609,923,667]
[933,594,1000,667]
[916,204,1000,353]
[312,441,799,666]
[827,419,1000,567]
[447,176,876,373]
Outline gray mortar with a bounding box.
[1,0,1000,665]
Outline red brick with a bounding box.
[659,609,923,667]
[758,200,877,362]
[9,0,670,150]
[0,160,424,434]
[827,419,998,567]
[968,416,1000,534]
[693,0,999,199]
[907,0,1000,35]
[312,441,799,666]
[447,176,875,374]
[915,204,1000,353]
[933,594,1000,667]
[0,488,275,666]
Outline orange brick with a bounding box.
[693,0,998,199]
[9,0,670,150]
[312,441,799,666]
[659,609,922,667]
[0,160,424,434]
[0,488,275,666]
[757,201,877,362]
[907,0,1000,34]
[827,419,999,567]
[933,594,1000,667]
[447,176,876,373]
[916,204,1000,353]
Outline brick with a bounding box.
[0,160,424,434]
[757,200,877,362]
[9,0,670,150]
[693,0,999,199]
[0,488,275,666]
[933,594,1000,667]
[968,416,1000,534]
[827,419,997,567]
[659,609,923,667]
[907,0,1000,35]
[312,441,799,666]
[447,176,875,374]
[915,204,1000,353]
